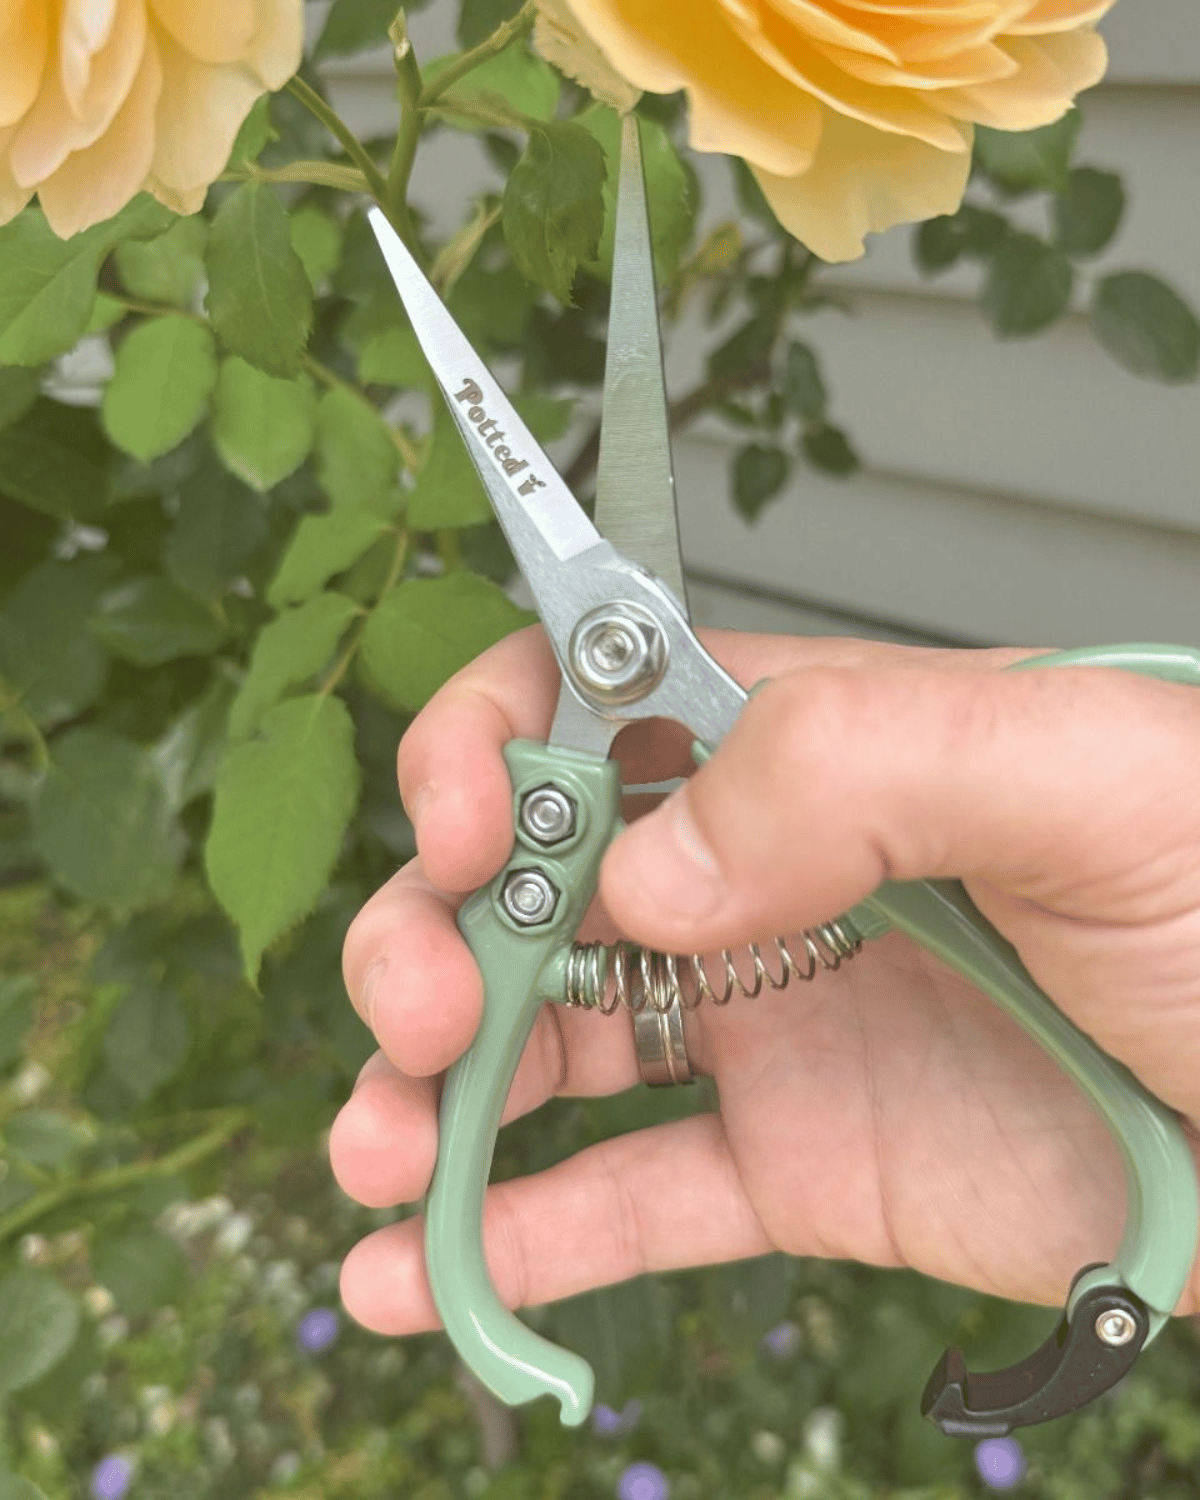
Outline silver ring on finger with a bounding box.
[633,992,695,1087]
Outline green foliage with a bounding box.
[1054,167,1125,257]
[733,443,789,521]
[502,123,608,303]
[1090,271,1200,384]
[981,233,1074,337]
[102,315,218,461]
[973,110,1081,195]
[0,1269,79,1397]
[209,357,318,491]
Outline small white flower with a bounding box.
[215,1212,254,1256]
[204,1416,236,1468]
[12,1062,50,1103]
[751,1430,787,1466]
[802,1406,843,1472]
[85,1285,116,1317]
[19,1233,48,1264]
[29,1425,59,1457]
[270,1452,302,1485]
[98,1314,130,1348]
[147,1398,177,1436]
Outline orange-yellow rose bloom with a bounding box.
[559,0,1115,261]
[0,1,302,239]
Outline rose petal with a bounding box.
[0,122,35,223]
[0,0,50,128]
[535,0,642,112]
[11,0,144,186]
[754,106,972,261]
[246,0,303,89]
[148,27,261,195]
[58,0,121,114]
[1008,0,1116,34]
[37,32,162,237]
[937,27,1106,127]
[149,0,257,64]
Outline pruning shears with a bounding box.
[368,116,1197,1438]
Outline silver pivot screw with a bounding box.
[1094,1309,1138,1347]
[519,786,576,846]
[568,602,667,706]
[501,869,559,927]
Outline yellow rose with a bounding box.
[557,0,1115,261]
[0,1,302,239]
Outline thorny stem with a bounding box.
[286,75,390,205]
[0,1108,253,1245]
[418,1,537,109]
[386,20,424,242]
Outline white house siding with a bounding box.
[317,1,1200,648]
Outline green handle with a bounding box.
[425,740,621,1424]
[425,643,1199,1420]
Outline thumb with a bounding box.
[598,661,1200,954]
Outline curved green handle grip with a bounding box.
[425,643,1199,1420]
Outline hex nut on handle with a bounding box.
[568,601,667,706]
[501,868,559,927]
[519,786,576,846]
[1095,1309,1138,1347]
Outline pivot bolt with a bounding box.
[519,786,576,846]
[501,868,559,927]
[568,602,667,706]
[1094,1309,1138,1347]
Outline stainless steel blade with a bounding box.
[594,115,688,619]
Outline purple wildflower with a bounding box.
[974,1437,1027,1490]
[617,1461,669,1500]
[593,1400,643,1437]
[296,1307,340,1353]
[760,1320,801,1361]
[91,1455,134,1500]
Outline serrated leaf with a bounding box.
[0,398,111,520]
[114,216,208,307]
[205,693,360,981]
[980,233,1072,337]
[502,122,607,303]
[226,94,276,170]
[732,443,789,522]
[0,559,111,727]
[360,573,533,711]
[0,1270,80,1397]
[1053,167,1124,257]
[315,386,402,512]
[0,365,40,429]
[92,1226,188,1314]
[209,356,317,491]
[102,315,218,461]
[290,205,343,290]
[1090,271,1199,384]
[102,984,190,1101]
[165,463,270,600]
[30,728,183,909]
[91,577,226,664]
[229,593,361,739]
[406,400,490,530]
[427,45,560,126]
[0,975,37,1070]
[802,422,859,475]
[576,106,696,284]
[205,182,313,377]
[153,672,237,810]
[781,341,826,421]
[973,110,1081,195]
[268,509,392,607]
[357,322,431,387]
[0,197,174,366]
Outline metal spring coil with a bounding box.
[564,920,861,1016]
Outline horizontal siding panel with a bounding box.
[673,435,1200,646]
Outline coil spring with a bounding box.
[564,920,861,1016]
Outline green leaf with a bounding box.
[205,181,313,377]
[290,205,343,290]
[551,1277,673,1403]
[4,1110,90,1169]
[315,0,410,58]
[781,341,826,421]
[229,592,361,739]
[102,315,218,461]
[153,672,237,810]
[458,0,521,47]
[577,107,696,283]
[114,215,208,307]
[356,322,431,388]
[315,386,402,512]
[1090,271,1199,384]
[0,365,40,429]
[427,45,560,126]
[165,463,270,600]
[0,398,111,521]
[502,122,607,304]
[0,1475,47,1500]
[268,509,392,607]
[102,985,190,1101]
[209,356,317,491]
[91,576,225,664]
[205,693,360,981]
[30,728,183,909]
[0,196,174,366]
[91,1226,188,1314]
[0,975,36,1071]
[226,94,276,170]
[1053,167,1125,257]
[85,292,126,334]
[980,233,1073,337]
[0,1270,79,1398]
[973,110,1081,195]
[707,313,776,382]
[360,573,533,711]
[802,422,860,475]
[732,443,789,522]
[0,559,111,727]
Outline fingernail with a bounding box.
[615,791,725,919]
[360,958,385,1030]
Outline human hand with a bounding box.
[334,626,1200,1338]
